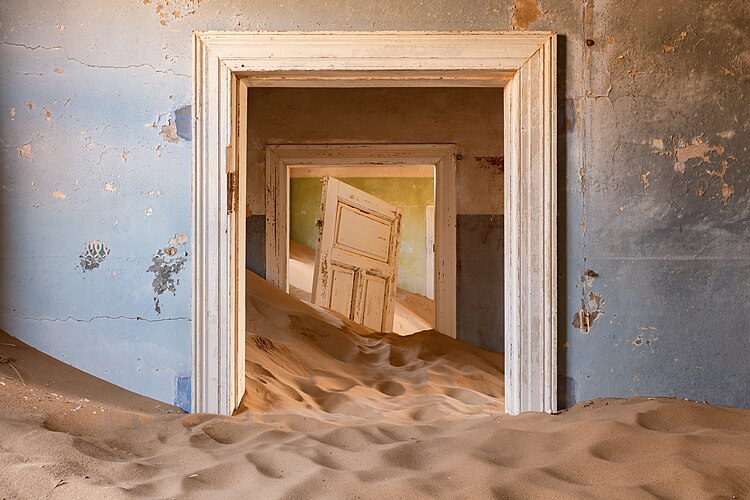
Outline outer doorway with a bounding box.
[192,31,558,416]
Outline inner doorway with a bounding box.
[264,143,457,338]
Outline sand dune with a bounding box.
[0,271,749,498]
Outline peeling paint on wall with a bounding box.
[641,171,651,188]
[160,118,180,143]
[655,135,738,202]
[572,270,604,334]
[511,0,542,31]
[672,136,724,174]
[144,0,203,26]
[662,30,688,53]
[51,190,66,200]
[633,328,658,354]
[79,240,110,272]
[147,235,189,314]
[16,143,33,160]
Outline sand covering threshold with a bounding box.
[0,271,748,498]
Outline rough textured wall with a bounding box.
[290,177,435,295]
[246,87,504,216]
[0,0,747,410]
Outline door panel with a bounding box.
[360,274,387,330]
[335,206,392,261]
[312,177,402,332]
[328,266,355,316]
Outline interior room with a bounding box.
[0,3,749,498]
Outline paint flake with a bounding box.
[160,118,180,143]
[17,143,33,160]
[511,0,542,31]
[674,136,724,174]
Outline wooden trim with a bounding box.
[503,36,557,415]
[265,144,457,340]
[289,165,434,178]
[193,31,557,416]
[192,34,236,415]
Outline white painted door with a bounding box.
[312,177,403,332]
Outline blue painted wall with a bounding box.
[0,0,748,410]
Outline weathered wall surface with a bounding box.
[290,177,436,295]
[246,87,504,216]
[0,0,747,409]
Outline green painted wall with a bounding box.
[290,177,434,295]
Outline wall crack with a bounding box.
[8,315,189,323]
[1,42,189,78]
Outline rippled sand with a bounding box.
[0,271,748,498]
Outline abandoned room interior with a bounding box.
[0,1,749,498]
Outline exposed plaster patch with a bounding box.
[573,270,604,334]
[721,182,735,202]
[511,0,542,31]
[662,30,688,53]
[43,107,53,121]
[717,130,735,139]
[169,233,188,245]
[148,0,202,26]
[24,100,34,110]
[79,240,110,272]
[147,235,189,314]
[641,171,651,188]
[650,138,664,150]
[633,329,658,354]
[160,118,180,143]
[660,136,736,202]
[706,160,736,202]
[54,67,64,74]
[673,136,724,174]
[104,182,117,193]
[10,107,16,119]
[51,190,66,200]
[145,208,153,217]
[16,143,33,160]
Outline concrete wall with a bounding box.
[290,177,435,295]
[0,0,747,410]
[247,87,505,349]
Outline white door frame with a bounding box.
[192,31,557,416]
[265,144,457,338]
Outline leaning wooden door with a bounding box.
[312,177,402,332]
